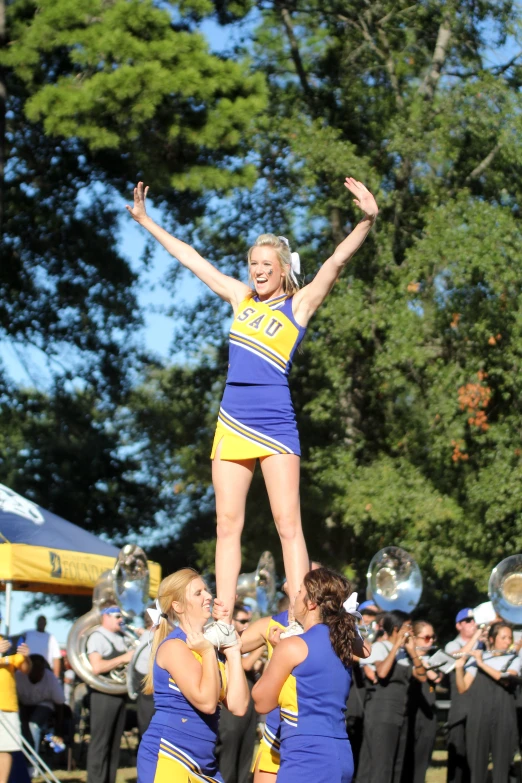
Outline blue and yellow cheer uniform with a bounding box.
[278,623,354,783]
[252,609,289,774]
[211,294,306,460]
[137,627,226,783]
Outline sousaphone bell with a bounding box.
[367,546,422,612]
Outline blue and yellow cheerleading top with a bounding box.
[260,610,289,759]
[211,294,305,460]
[279,623,352,741]
[152,627,226,741]
[227,294,306,386]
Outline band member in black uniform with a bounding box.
[402,620,442,783]
[346,602,380,776]
[358,611,426,783]
[444,608,478,783]
[455,621,521,783]
[86,604,134,783]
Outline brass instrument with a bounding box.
[66,544,150,696]
[237,551,277,616]
[488,554,522,625]
[366,547,422,613]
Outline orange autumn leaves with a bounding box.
[451,371,492,462]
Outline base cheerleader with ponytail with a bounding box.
[252,567,371,783]
[136,569,249,783]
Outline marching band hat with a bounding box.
[455,608,474,623]
[359,600,378,612]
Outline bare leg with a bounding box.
[213,443,256,623]
[260,454,309,618]
[253,753,278,783]
[0,752,12,783]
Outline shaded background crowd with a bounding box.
[3,597,522,782]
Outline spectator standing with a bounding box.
[16,654,65,763]
[216,604,261,783]
[0,622,31,783]
[131,612,156,740]
[23,617,61,679]
[86,604,134,783]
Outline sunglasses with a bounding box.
[235,618,250,625]
[460,618,474,624]
[111,614,123,619]
[418,634,435,642]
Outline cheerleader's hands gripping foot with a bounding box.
[344,177,379,222]
[125,181,150,224]
[204,598,239,650]
[280,620,304,639]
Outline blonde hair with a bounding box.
[247,234,300,296]
[143,568,200,695]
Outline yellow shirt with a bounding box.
[0,653,26,711]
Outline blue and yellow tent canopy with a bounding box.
[0,484,160,596]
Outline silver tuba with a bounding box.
[66,544,150,695]
[488,554,522,625]
[236,551,277,616]
[366,546,422,613]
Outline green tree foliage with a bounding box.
[0,0,266,556]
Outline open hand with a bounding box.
[125,181,149,223]
[344,178,378,220]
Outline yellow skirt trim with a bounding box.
[251,738,281,775]
[210,419,278,461]
[154,751,220,783]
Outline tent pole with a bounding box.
[5,580,12,636]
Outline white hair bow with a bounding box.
[343,592,362,620]
[278,235,301,285]
[147,599,167,631]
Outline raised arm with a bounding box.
[238,615,272,654]
[126,182,251,312]
[222,641,250,716]
[293,178,378,326]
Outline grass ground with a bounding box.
[36,753,451,783]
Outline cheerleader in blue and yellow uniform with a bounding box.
[137,569,250,783]
[127,180,379,643]
[239,563,322,783]
[252,567,371,783]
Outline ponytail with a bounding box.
[142,568,199,695]
[303,567,357,667]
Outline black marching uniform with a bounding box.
[215,662,257,783]
[132,635,155,740]
[464,653,520,783]
[86,627,131,783]
[402,675,437,783]
[358,641,412,783]
[444,636,475,783]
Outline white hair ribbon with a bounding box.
[343,592,362,620]
[278,236,301,284]
[147,599,167,631]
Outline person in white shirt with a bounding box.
[359,611,426,783]
[23,616,62,678]
[16,654,65,758]
[86,604,133,783]
[444,607,480,783]
[455,621,520,783]
[445,608,477,655]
